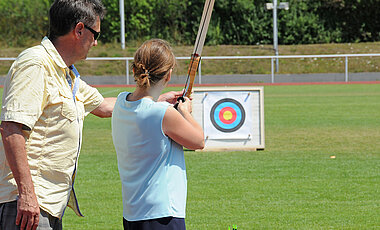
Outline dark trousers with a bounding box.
[0,201,62,230]
[123,217,186,230]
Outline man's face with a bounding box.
[80,16,100,60]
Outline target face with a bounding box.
[210,98,246,132]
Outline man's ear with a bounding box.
[74,22,85,38]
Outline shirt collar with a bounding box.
[41,36,67,69]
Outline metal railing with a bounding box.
[2,53,380,84]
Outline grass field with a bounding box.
[41,83,380,229]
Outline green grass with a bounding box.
[53,84,380,229]
[0,84,379,229]
[1,42,380,76]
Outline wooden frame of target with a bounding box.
[192,86,264,151]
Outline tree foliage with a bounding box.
[0,0,51,46]
[0,0,379,47]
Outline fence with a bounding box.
[1,53,380,84]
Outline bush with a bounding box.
[0,0,379,47]
[0,0,51,46]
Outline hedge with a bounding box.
[0,0,379,46]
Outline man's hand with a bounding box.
[158,91,184,104]
[17,193,40,230]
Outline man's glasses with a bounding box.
[84,24,100,40]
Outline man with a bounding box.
[0,0,181,229]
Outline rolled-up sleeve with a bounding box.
[77,79,104,114]
[1,64,46,130]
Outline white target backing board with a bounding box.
[192,86,264,151]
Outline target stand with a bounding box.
[192,86,264,151]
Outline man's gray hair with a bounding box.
[48,0,105,41]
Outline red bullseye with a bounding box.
[218,107,237,124]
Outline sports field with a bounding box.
[3,83,380,229]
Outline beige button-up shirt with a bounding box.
[0,37,104,218]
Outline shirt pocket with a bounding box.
[75,93,85,121]
[58,88,77,122]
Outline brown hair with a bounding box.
[132,39,176,88]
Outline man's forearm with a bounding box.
[1,121,40,229]
[0,122,35,196]
[91,97,116,118]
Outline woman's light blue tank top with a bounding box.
[112,92,187,221]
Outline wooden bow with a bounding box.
[176,0,215,106]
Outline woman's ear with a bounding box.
[165,69,172,83]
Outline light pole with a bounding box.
[265,1,289,72]
[273,0,278,72]
[120,0,125,50]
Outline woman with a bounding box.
[112,39,204,230]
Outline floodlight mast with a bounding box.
[265,1,289,72]
[120,0,125,49]
[273,0,278,72]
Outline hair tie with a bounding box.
[144,70,150,78]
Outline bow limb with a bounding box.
[181,0,215,99]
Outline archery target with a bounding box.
[202,91,253,140]
[192,86,265,151]
[210,98,245,132]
